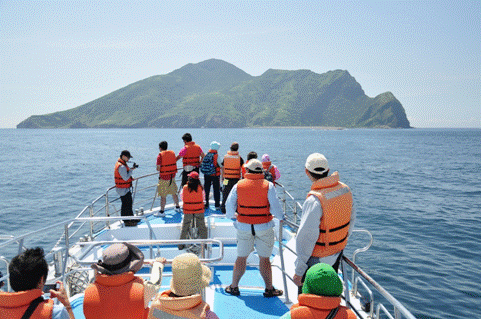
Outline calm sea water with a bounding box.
[1,128,480,319]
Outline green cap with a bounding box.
[302,263,343,296]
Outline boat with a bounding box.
[0,171,416,319]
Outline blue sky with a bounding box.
[1,0,480,128]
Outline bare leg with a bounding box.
[173,193,180,207]
[160,196,167,211]
[230,256,247,287]
[259,257,273,290]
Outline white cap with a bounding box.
[244,159,263,172]
[305,153,329,174]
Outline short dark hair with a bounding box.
[9,247,48,292]
[182,133,192,142]
[159,141,168,150]
[308,169,329,180]
[246,151,258,161]
[230,142,239,152]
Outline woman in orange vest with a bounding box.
[0,247,74,319]
[156,141,181,216]
[280,263,356,319]
[179,171,207,250]
[261,154,281,183]
[148,253,219,319]
[84,243,166,319]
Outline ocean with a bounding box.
[1,128,480,319]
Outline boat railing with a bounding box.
[275,182,303,224]
[277,218,415,319]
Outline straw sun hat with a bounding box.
[170,253,212,297]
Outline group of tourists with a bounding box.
[0,131,357,318]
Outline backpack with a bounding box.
[200,152,216,175]
[263,165,274,182]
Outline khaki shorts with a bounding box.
[236,227,275,258]
[157,178,178,197]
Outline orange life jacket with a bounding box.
[262,161,276,180]
[182,184,204,214]
[83,272,148,319]
[290,294,357,319]
[307,172,353,258]
[148,290,209,319]
[182,142,202,167]
[223,151,241,179]
[114,158,133,188]
[236,173,272,224]
[158,150,178,179]
[0,289,54,319]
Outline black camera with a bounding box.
[133,162,139,168]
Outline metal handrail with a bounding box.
[342,256,416,319]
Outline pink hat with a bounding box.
[188,171,199,179]
[261,154,270,162]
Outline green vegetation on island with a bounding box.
[17,59,411,129]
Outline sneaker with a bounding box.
[174,206,182,213]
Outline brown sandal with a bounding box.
[225,285,240,296]
[263,287,283,298]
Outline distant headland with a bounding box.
[17,59,411,129]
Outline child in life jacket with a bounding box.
[179,171,208,250]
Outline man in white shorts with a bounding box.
[224,159,285,297]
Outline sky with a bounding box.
[1,0,480,128]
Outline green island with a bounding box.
[17,59,411,129]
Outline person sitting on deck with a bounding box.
[0,247,74,319]
[224,159,285,298]
[83,242,166,319]
[280,263,356,319]
[178,171,208,250]
[148,253,219,319]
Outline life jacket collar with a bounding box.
[297,294,341,311]
[311,171,340,190]
[0,289,43,307]
[95,272,136,286]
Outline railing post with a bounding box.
[89,205,94,239]
[278,220,290,304]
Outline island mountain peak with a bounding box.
[17,59,410,129]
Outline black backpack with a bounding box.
[200,153,216,175]
[263,165,274,182]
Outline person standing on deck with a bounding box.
[293,153,356,294]
[241,151,258,178]
[201,141,222,211]
[176,133,205,187]
[156,141,181,217]
[261,154,281,183]
[178,171,208,250]
[224,159,285,298]
[220,142,244,214]
[114,150,139,227]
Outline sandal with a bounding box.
[263,287,283,298]
[225,285,240,296]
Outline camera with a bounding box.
[133,162,139,168]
